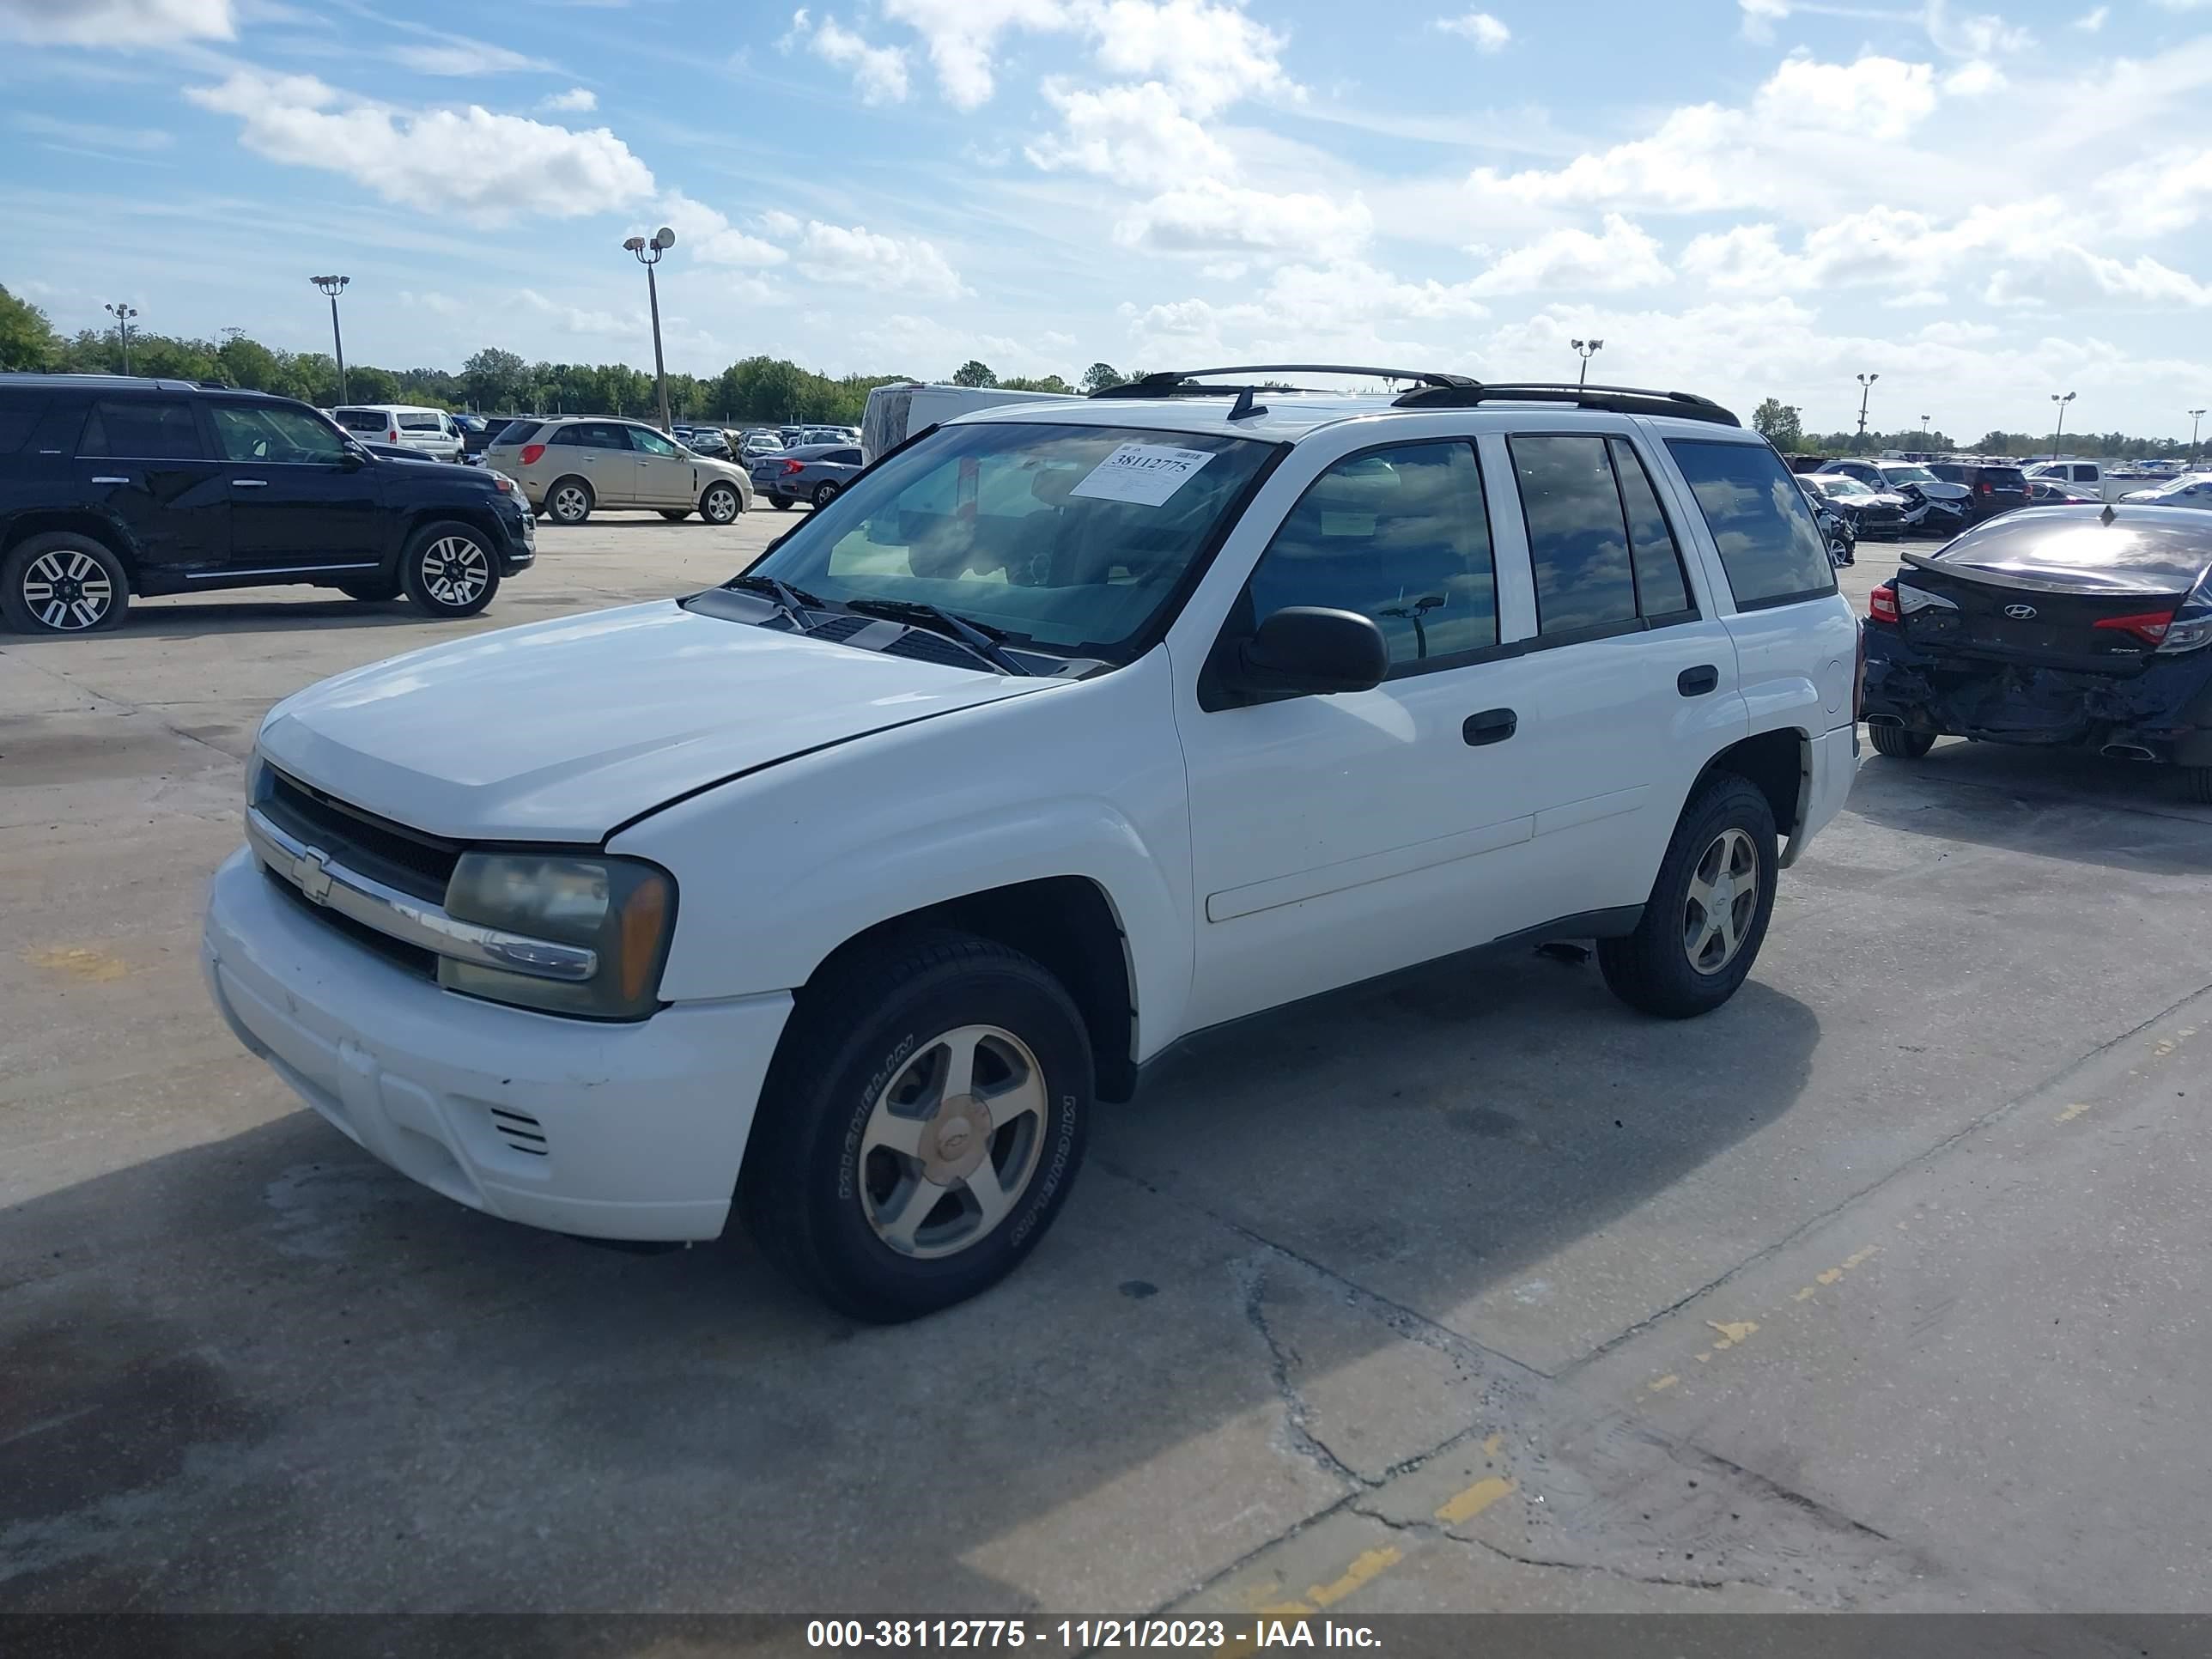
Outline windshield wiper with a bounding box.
[843,598,1033,676]
[722,573,828,629]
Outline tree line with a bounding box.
[0,284,1139,425]
[1751,396,2202,461]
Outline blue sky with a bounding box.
[3,0,2212,438]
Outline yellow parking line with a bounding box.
[1435,1474,1516,1524]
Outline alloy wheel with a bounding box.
[857,1024,1049,1260]
[551,485,588,522]
[21,550,113,631]
[420,535,489,607]
[1682,828,1759,975]
[703,484,739,524]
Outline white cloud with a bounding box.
[795,221,969,298]
[185,71,655,224]
[1086,0,1298,114]
[0,0,232,44]
[400,289,465,316]
[1943,59,2005,95]
[1467,214,1670,295]
[1026,79,1236,189]
[1121,258,1492,368]
[659,191,790,267]
[519,288,641,337]
[2072,5,2107,28]
[759,209,803,238]
[540,87,598,112]
[391,40,556,76]
[807,13,911,104]
[879,0,1076,109]
[1753,55,1936,139]
[1435,10,1510,52]
[1114,179,1374,255]
[13,112,172,150]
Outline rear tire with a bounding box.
[545,477,593,525]
[740,929,1092,1322]
[1599,774,1778,1019]
[1,532,131,635]
[399,521,501,619]
[812,481,841,509]
[770,497,793,512]
[659,509,693,522]
[2182,765,2212,805]
[1869,723,1936,759]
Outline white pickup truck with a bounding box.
[203,367,1860,1321]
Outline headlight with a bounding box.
[440,852,676,1019]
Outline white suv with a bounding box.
[203,367,1859,1321]
[331,404,465,463]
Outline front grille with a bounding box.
[489,1108,548,1157]
[260,769,461,903]
[264,864,438,980]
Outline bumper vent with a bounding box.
[489,1108,548,1157]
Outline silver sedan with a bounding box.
[750,442,865,511]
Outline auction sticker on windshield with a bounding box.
[1066,442,1216,507]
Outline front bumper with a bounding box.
[203,847,793,1242]
[496,501,535,571]
[1863,631,2212,763]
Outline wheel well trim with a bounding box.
[1,509,142,579]
[1695,722,1812,864]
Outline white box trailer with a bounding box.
[860,382,1082,464]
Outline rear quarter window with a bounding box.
[1666,440,1838,611]
[0,390,48,454]
[398,413,444,431]
[332,409,386,432]
[490,421,539,447]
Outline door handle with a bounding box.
[233,478,270,488]
[89,476,131,485]
[1463,708,1517,746]
[1678,665,1720,696]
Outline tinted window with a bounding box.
[210,403,348,465]
[331,409,387,433]
[1929,463,1968,483]
[79,399,207,461]
[550,422,629,449]
[492,421,540,446]
[398,412,443,431]
[1510,434,1637,634]
[1984,467,2027,487]
[1667,440,1838,609]
[830,448,864,465]
[630,428,679,457]
[1246,441,1497,674]
[1611,437,1692,617]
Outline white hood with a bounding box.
[257,602,1054,840]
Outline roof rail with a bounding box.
[1089,363,1480,399]
[1390,381,1741,427]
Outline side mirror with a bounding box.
[339,447,367,470]
[1229,606,1389,699]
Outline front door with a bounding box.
[626,425,695,507]
[1176,437,1555,1031]
[70,395,229,586]
[208,402,384,575]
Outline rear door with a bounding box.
[209,401,385,574]
[71,395,229,582]
[544,421,632,503]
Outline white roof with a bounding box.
[950,392,1753,446]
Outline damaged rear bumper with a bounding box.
[1863,635,2212,765]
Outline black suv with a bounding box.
[1927,459,2031,523]
[0,375,535,636]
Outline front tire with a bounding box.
[1,532,131,635]
[701,482,744,524]
[770,496,793,512]
[1599,774,1778,1019]
[2181,765,2212,805]
[545,477,593,525]
[1869,723,1936,759]
[400,521,501,619]
[740,930,1092,1322]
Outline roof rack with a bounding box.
[1389,381,1741,428]
[1088,364,1480,400]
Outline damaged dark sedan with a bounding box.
[1861,504,2212,803]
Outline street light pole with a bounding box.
[623,228,678,432]
[311,276,350,403]
[104,303,138,374]
[1571,337,1604,387]
[2190,408,2206,465]
[1856,372,1879,441]
[2051,390,2075,456]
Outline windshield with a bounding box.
[744,420,1276,660]
[1880,465,1937,483]
[1820,477,1871,497]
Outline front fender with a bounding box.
[610,654,1197,1056]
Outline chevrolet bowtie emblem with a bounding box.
[297,848,335,905]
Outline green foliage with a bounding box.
[1079,362,1125,393]
[0,283,57,370]
[1751,398,1803,450]
[951,359,996,387]
[998,374,1073,394]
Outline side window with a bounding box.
[1610,438,1693,617]
[831,448,864,465]
[1666,440,1838,611]
[630,428,679,457]
[1510,434,1637,635]
[79,399,206,461]
[210,404,346,464]
[1244,441,1497,675]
